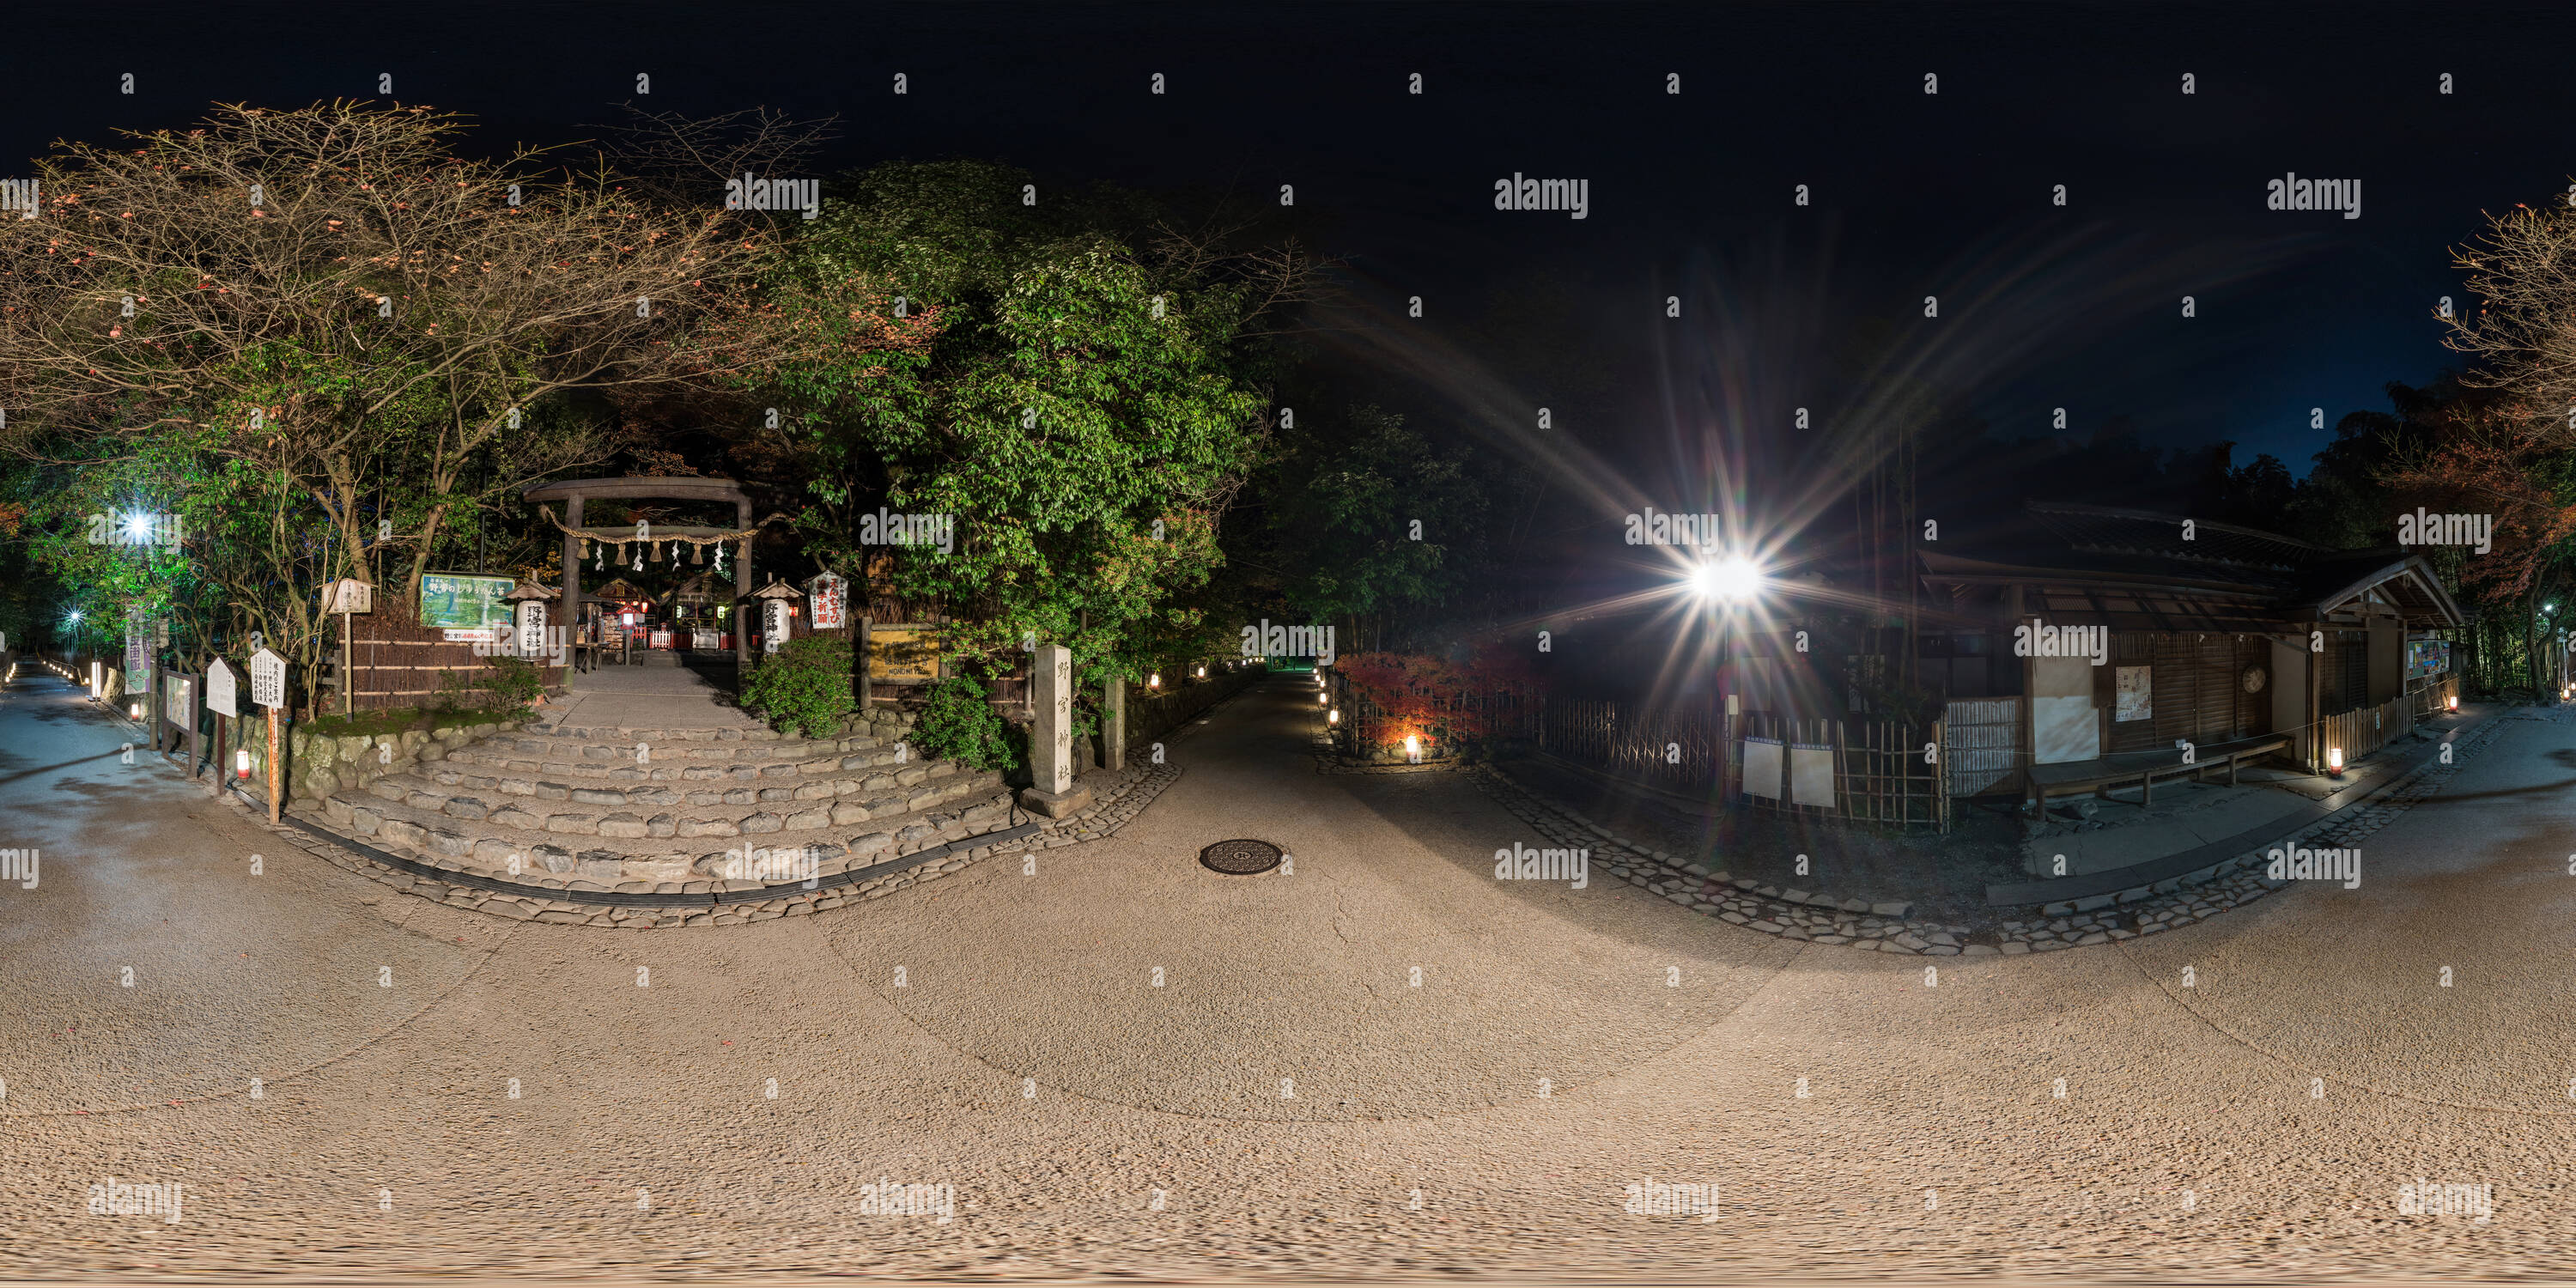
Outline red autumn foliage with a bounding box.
[1335,643,1542,758]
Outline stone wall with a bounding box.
[229,711,527,805]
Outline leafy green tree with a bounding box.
[750,161,1315,689]
[1258,404,1486,640]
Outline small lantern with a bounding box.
[235,749,252,779]
[1196,665,1206,677]
[2327,746,2344,778]
[2447,694,2458,712]
[1404,733,1422,764]
[1317,690,1327,706]
[129,702,143,720]
[1329,708,1340,725]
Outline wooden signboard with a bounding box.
[866,624,945,684]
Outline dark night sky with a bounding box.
[8,1,2573,481]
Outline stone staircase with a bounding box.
[301,714,1030,895]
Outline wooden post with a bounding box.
[857,617,873,712]
[342,611,354,716]
[266,704,283,823]
[2307,621,2324,773]
[210,710,225,799]
[562,494,585,677]
[734,496,753,672]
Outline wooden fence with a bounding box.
[1941,696,2024,797]
[1538,696,1711,789]
[2413,674,2462,721]
[1524,696,1950,831]
[1725,712,1951,832]
[2301,691,2413,773]
[339,613,567,712]
[2278,677,2460,774]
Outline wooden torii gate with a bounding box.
[521,476,756,671]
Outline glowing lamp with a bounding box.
[2327,746,2344,778]
[129,702,143,720]
[1404,733,1421,763]
[235,749,252,778]
[1196,665,1206,677]
[1149,673,1161,689]
[2447,695,2458,712]
[1328,708,1340,725]
[1686,555,1765,603]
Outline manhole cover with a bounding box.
[1199,839,1284,876]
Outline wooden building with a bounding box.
[1914,502,2466,793]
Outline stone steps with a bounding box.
[314,771,1020,890]
[453,729,899,772]
[442,738,921,786]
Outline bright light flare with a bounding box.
[1686,555,1765,603]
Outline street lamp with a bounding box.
[1686,555,1764,604]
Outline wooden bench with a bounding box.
[2026,733,2293,815]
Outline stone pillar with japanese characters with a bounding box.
[1018,644,1093,818]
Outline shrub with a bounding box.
[911,671,1024,772]
[478,654,546,709]
[434,653,546,714]
[740,635,857,738]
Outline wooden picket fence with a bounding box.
[2300,691,2414,773]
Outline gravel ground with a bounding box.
[3,667,2573,1283]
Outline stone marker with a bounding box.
[1102,675,1126,772]
[1019,644,1093,818]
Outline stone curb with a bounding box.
[224,754,1186,928]
[1472,712,2517,956]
